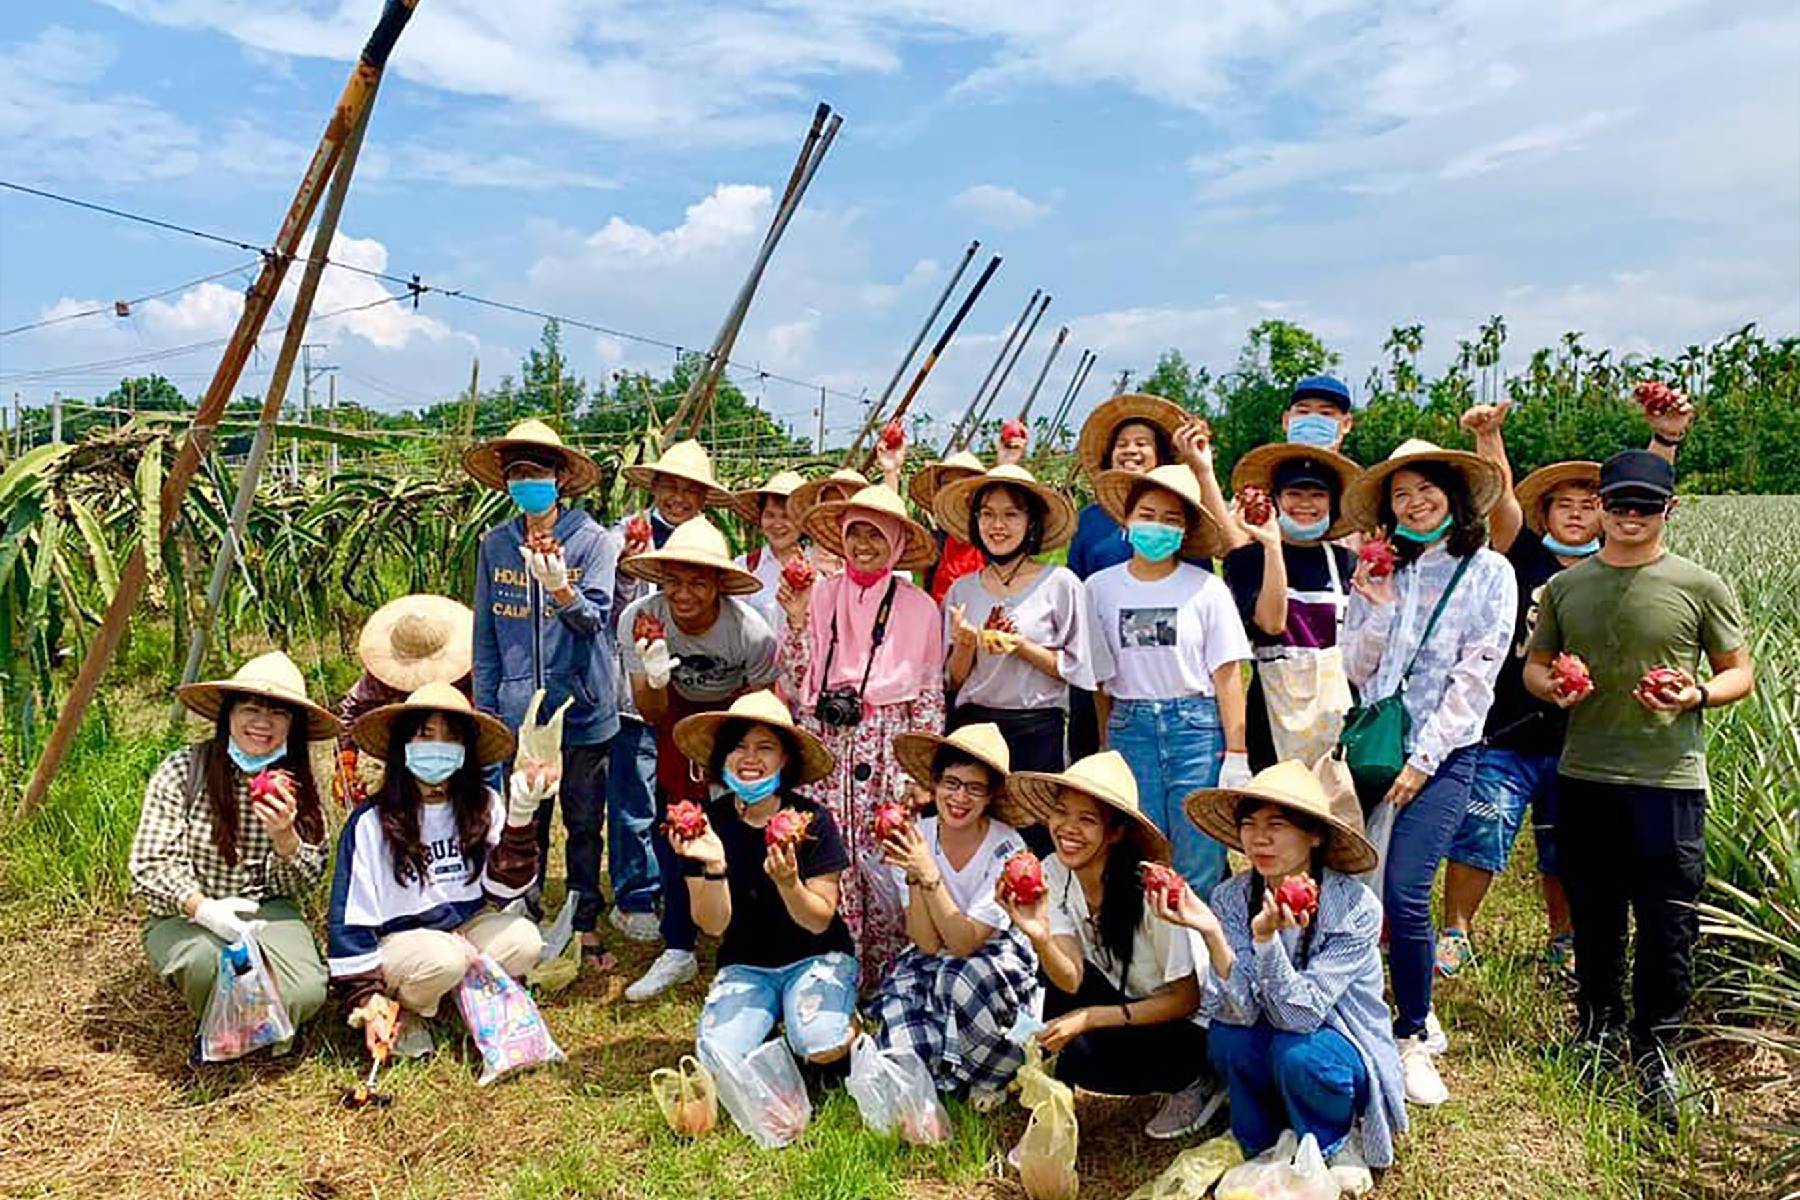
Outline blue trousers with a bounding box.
[697,952,859,1063]
[1384,744,1479,1037]
[606,716,661,915]
[1209,1019,1369,1159]
[1108,695,1228,896]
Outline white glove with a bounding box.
[1219,751,1254,791]
[507,766,556,825]
[192,896,262,943]
[524,548,570,595]
[635,637,680,690]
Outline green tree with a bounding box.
[1138,349,1211,413]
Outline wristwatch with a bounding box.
[1651,432,1685,449]
[1693,684,1710,711]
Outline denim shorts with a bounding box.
[696,951,859,1063]
[1448,747,1560,874]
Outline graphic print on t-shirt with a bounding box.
[1515,581,1548,659]
[422,830,468,885]
[672,653,733,696]
[1119,606,1178,648]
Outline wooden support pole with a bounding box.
[957,291,1049,452]
[1014,325,1069,424]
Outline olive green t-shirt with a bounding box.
[1529,551,1745,790]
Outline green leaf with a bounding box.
[0,443,72,514]
[65,496,119,604]
[137,439,163,582]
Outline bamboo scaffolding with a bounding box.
[956,291,1049,451]
[942,288,1039,455]
[1014,325,1069,425]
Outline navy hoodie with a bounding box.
[473,507,621,746]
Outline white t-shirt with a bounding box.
[891,816,1027,931]
[736,546,785,638]
[1086,561,1252,701]
[1044,856,1196,999]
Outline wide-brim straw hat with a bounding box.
[729,469,806,524]
[908,451,985,511]
[1342,438,1506,532]
[1514,461,1602,535]
[621,439,733,508]
[1094,463,1226,560]
[672,689,834,786]
[461,418,601,497]
[176,650,340,741]
[932,464,1078,554]
[788,468,869,525]
[619,515,762,595]
[803,484,939,571]
[1184,759,1378,874]
[1076,393,1190,480]
[892,723,1033,827]
[1006,751,1172,862]
[350,680,515,768]
[357,594,473,692]
[1230,444,1364,541]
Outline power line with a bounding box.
[0,261,262,339]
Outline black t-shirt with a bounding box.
[1483,535,1570,755]
[713,792,855,969]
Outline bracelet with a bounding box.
[1651,432,1685,448]
[919,876,942,893]
[702,868,728,881]
[1694,684,1710,711]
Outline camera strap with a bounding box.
[821,576,899,702]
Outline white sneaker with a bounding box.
[1328,1129,1375,1196]
[1423,1008,1449,1056]
[609,907,661,944]
[625,949,697,1001]
[1398,1035,1449,1106]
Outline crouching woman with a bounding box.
[667,691,859,1068]
[1170,760,1408,1174]
[327,683,546,1054]
[130,652,337,1041]
[869,724,1041,1105]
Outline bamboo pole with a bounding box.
[22,0,422,818]
[957,291,1049,451]
[1044,348,1090,438]
[1014,325,1069,424]
[1049,348,1098,444]
[942,288,1040,455]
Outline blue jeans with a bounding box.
[696,952,860,1062]
[1449,747,1560,875]
[1107,696,1227,895]
[1209,1019,1369,1159]
[1385,744,1479,1037]
[606,717,660,915]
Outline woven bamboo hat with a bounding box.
[892,723,1033,827]
[1006,751,1172,862]
[672,689,835,786]
[1230,444,1364,541]
[931,464,1078,554]
[1094,463,1226,560]
[461,419,601,497]
[176,651,340,741]
[803,484,939,571]
[788,468,869,526]
[357,595,473,692]
[1342,439,1505,532]
[908,451,985,511]
[729,469,806,525]
[1184,759,1378,874]
[350,681,515,768]
[618,516,763,595]
[1076,393,1189,480]
[621,439,733,508]
[1514,461,1602,535]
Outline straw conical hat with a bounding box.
[621,439,733,508]
[1184,759,1378,874]
[672,689,834,786]
[1076,393,1189,480]
[1342,439,1505,532]
[1093,463,1226,560]
[908,451,985,511]
[1229,444,1363,541]
[1514,461,1602,535]
[618,516,763,595]
[461,419,601,496]
[788,468,869,525]
[802,484,939,571]
[729,470,807,525]
[1005,751,1171,862]
[176,651,340,741]
[932,464,1078,554]
[350,681,515,768]
[357,595,473,692]
[892,723,1033,827]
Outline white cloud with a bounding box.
[582,185,773,261]
[951,184,1050,229]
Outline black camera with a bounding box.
[814,688,863,729]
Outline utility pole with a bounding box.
[51,392,63,444]
[326,373,338,480]
[815,386,826,454]
[296,342,334,481]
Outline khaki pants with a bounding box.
[143,897,328,1033]
[379,910,542,1017]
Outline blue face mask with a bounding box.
[507,478,558,516]
[1393,515,1453,544]
[227,739,285,774]
[1542,532,1600,558]
[1278,512,1332,542]
[1286,413,1341,448]
[1127,521,1184,563]
[405,741,466,785]
[724,767,781,805]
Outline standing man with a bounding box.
[1282,375,1356,454]
[467,420,620,971]
[1524,449,1753,1125]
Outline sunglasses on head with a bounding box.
[1603,496,1669,517]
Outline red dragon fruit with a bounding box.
[982,604,1018,634]
[780,555,816,591]
[633,610,667,644]
[1359,535,1397,579]
[1274,874,1319,920]
[1634,380,1687,417]
[625,513,653,548]
[663,800,709,842]
[764,808,815,849]
[872,798,911,842]
[524,529,563,557]
[1550,652,1594,701]
[1635,666,1690,706]
[1237,486,1274,527]
[898,1106,951,1146]
[999,418,1029,448]
[1141,862,1185,908]
[998,852,1047,905]
[249,768,297,806]
[879,419,907,451]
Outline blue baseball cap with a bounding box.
[1288,375,1351,412]
[1599,449,1675,500]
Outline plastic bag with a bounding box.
[700,1036,812,1150]
[525,920,580,996]
[195,931,295,1062]
[515,689,573,791]
[1356,801,1395,896]
[1216,1131,1335,1200]
[844,1036,951,1144]
[1125,1134,1244,1199]
[651,1054,719,1138]
[452,952,566,1085]
[1015,1039,1078,1200]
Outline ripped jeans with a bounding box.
[696,952,859,1063]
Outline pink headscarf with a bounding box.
[799,508,942,709]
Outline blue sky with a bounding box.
[2,0,1796,446]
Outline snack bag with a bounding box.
[195,931,295,1063]
[1016,1039,1078,1200]
[452,952,566,1085]
[651,1055,719,1138]
[700,1035,813,1150]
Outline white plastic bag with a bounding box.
[1356,801,1395,896]
[845,1036,951,1144]
[700,1036,813,1150]
[195,931,294,1062]
[514,688,573,792]
[1215,1130,1335,1200]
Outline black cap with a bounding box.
[1272,455,1340,494]
[1599,449,1674,499]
